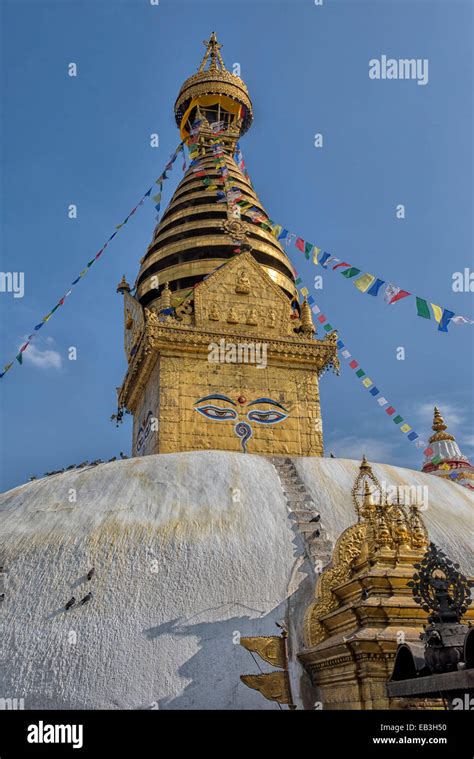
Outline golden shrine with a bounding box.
[117,33,338,457]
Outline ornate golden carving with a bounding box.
[221,218,249,244]
[122,291,145,362]
[226,307,238,324]
[235,269,251,294]
[304,523,367,647]
[240,672,293,705]
[246,308,258,326]
[208,302,220,321]
[240,635,286,669]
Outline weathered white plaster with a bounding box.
[0,452,472,710]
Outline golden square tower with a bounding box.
[117,33,338,457]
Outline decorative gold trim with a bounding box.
[303,523,367,647]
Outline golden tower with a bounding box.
[117,33,338,457]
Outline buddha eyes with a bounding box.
[247,409,287,424]
[194,405,238,421]
[194,404,287,425]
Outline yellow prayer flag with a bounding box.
[271,224,282,238]
[431,303,443,323]
[362,377,372,388]
[353,273,375,293]
[301,287,309,297]
[312,247,321,264]
[400,423,412,433]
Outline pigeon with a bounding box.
[309,515,321,523]
[80,592,93,605]
[361,589,369,600]
[65,597,76,610]
[312,529,321,538]
[86,568,95,581]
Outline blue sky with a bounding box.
[1,0,473,491]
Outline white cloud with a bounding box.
[21,342,62,369]
[325,435,398,464]
[416,401,463,429]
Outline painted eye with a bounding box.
[194,405,238,421]
[247,409,288,425]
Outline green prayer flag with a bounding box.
[355,368,365,378]
[393,415,403,424]
[16,352,23,365]
[431,455,442,465]
[304,242,313,260]
[416,297,431,319]
[323,323,332,332]
[341,267,361,279]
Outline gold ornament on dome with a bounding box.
[221,218,249,243]
[351,455,383,520]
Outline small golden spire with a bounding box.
[116,274,131,295]
[429,406,454,443]
[199,32,226,73]
[160,282,171,310]
[360,454,371,472]
[300,297,316,335]
[363,480,374,505]
[432,406,446,432]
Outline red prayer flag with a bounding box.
[295,238,305,252]
[317,314,326,323]
[349,360,358,369]
[333,262,350,270]
[389,289,411,305]
[386,406,396,416]
[424,447,434,457]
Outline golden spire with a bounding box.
[116,274,131,295]
[174,32,253,140]
[160,282,171,310]
[199,32,226,73]
[429,406,454,443]
[360,454,371,473]
[300,297,316,335]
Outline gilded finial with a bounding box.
[199,32,226,73]
[116,274,131,295]
[300,297,316,335]
[432,406,446,432]
[160,282,171,310]
[351,456,382,521]
[429,406,454,443]
[360,455,371,472]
